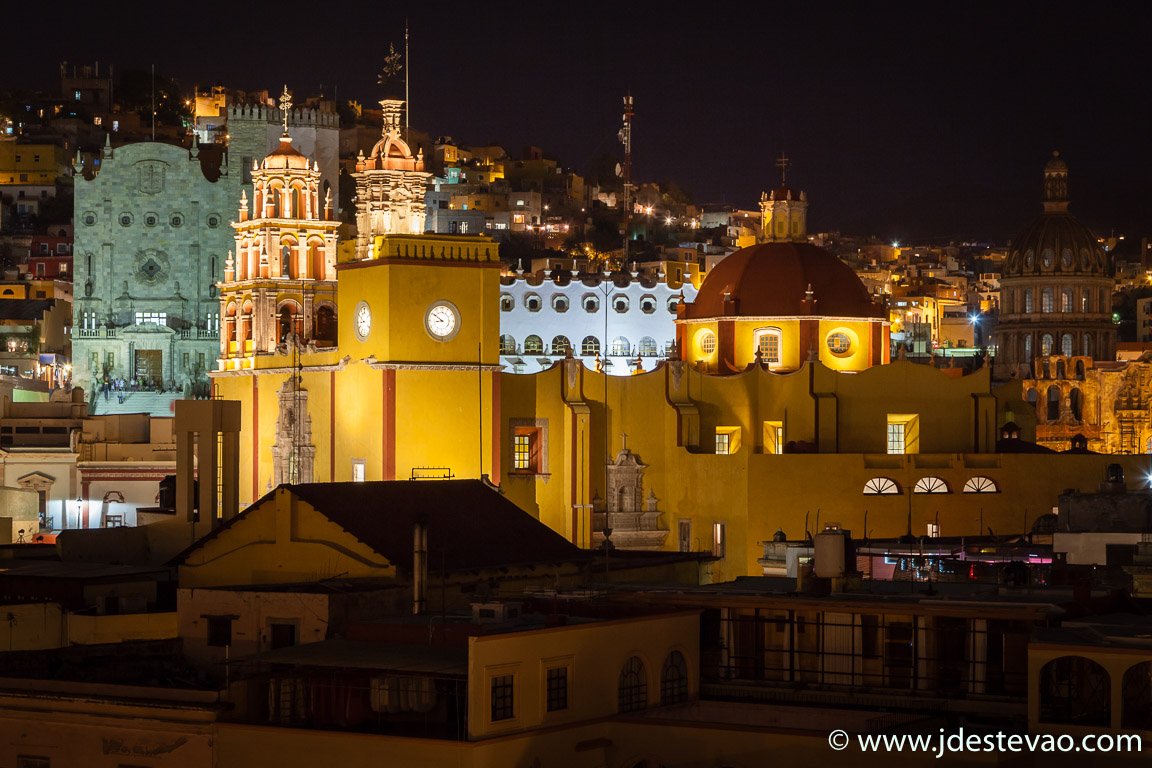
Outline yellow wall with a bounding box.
[468,612,699,739]
[0,143,66,185]
[500,359,1146,577]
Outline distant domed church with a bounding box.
[994,152,1114,379]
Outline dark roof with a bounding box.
[0,300,54,321]
[684,242,882,320]
[183,480,586,572]
[1002,213,1108,278]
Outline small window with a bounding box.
[715,427,740,455]
[827,331,852,355]
[712,522,726,557]
[963,476,998,494]
[207,214,221,228]
[499,334,517,355]
[16,757,51,768]
[551,295,569,312]
[886,414,919,455]
[352,459,366,482]
[581,336,600,356]
[512,428,540,472]
[145,214,158,227]
[83,213,96,226]
[269,622,296,649]
[491,674,515,721]
[613,295,629,313]
[550,335,571,355]
[583,295,600,313]
[640,295,657,314]
[913,476,949,494]
[610,336,631,356]
[206,616,233,647]
[546,666,568,712]
[715,433,730,454]
[756,328,782,364]
[523,335,544,354]
[763,421,784,454]
[861,615,880,658]
[638,337,658,357]
[698,330,717,355]
[499,294,513,312]
[170,214,183,228]
[863,477,900,495]
[524,294,541,312]
[667,297,680,313]
[119,213,132,227]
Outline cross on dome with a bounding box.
[776,153,791,186]
[278,85,292,135]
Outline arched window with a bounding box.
[1024,288,1034,313]
[550,335,571,355]
[278,301,302,343]
[1061,288,1073,313]
[1055,359,1066,379]
[755,328,782,364]
[1070,387,1083,421]
[499,334,517,355]
[1046,385,1061,421]
[1040,333,1053,356]
[863,477,900,495]
[1075,359,1085,379]
[581,336,600,356]
[618,656,647,713]
[610,336,631,356]
[314,305,337,345]
[1060,334,1073,358]
[1123,661,1152,730]
[1082,333,1092,357]
[697,330,716,355]
[523,335,544,354]
[638,337,658,357]
[1041,288,1053,313]
[1023,334,1032,362]
[1026,387,1039,415]
[660,651,688,705]
[962,476,998,493]
[913,476,949,494]
[1040,656,1110,726]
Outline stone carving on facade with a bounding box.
[271,377,315,485]
[591,448,667,550]
[136,161,166,194]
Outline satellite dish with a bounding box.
[614,163,623,178]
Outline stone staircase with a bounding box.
[91,391,181,417]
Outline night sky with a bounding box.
[5,1,1150,245]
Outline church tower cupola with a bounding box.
[757,153,808,243]
[1043,150,1069,214]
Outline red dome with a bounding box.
[684,242,881,319]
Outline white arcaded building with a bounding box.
[498,256,702,375]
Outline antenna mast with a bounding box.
[405,20,410,136]
[619,95,633,262]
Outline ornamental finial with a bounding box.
[278,85,292,135]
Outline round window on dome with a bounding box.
[697,329,717,355]
[826,331,853,356]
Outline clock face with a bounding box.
[425,301,460,340]
[354,301,371,341]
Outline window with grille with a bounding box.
[618,657,647,713]
[546,666,568,712]
[757,329,781,362]
[491,674,514,721]
[581,336,600,356]
[698,331,716,354]
[513,433,532,470]
[715,433,730,454]
[135,311,167,326]
[887,422,905,454]
[660,651,688,704]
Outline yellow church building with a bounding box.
[211,106,1144,577]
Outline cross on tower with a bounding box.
[776,152,791,186]
[278,85,293,135]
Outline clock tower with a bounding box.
[212,96,502,504]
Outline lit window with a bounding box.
[886,414,919,455]
[1041,333,1053,356]
[963,476,998,494]
[609,337,631,356]
[1041,288,1053,313]
[712,522,726,558]
[352,459,366,482]
[638,337,658,356]
[135,311,167,326]
[513,434,530,468]
[827,332,852,355]
[913,476,949,494]
[491,674,515,721]
[863,477,900,495]
[763,421,784,454]
[698,330,716,355]
[756,328,782,363]
[715,433,730,454]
